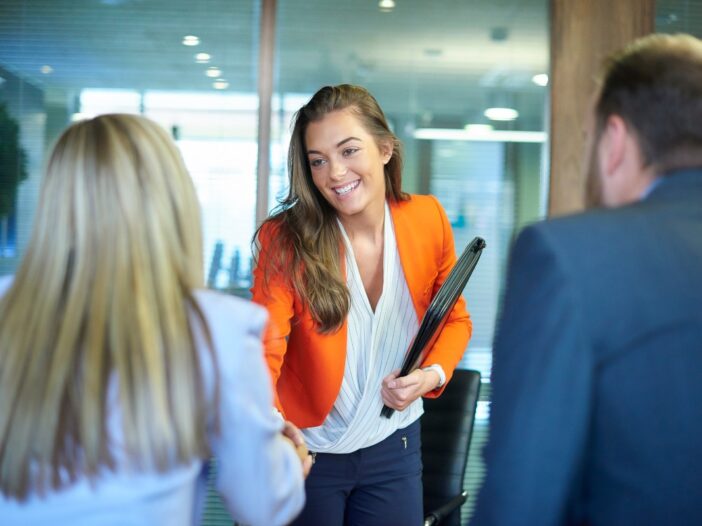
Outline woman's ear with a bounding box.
[380,140,393,165]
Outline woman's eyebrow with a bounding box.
[307,136,362,155]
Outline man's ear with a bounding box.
[600,114,628,178]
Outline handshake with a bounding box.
[282,420,313,478]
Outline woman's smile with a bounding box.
[332,179,360,197]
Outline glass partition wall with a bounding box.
[0,0,261,292]
[0,0,550,523]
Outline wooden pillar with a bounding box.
[548,0,655,216]
[255,0,277,227]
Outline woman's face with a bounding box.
[305,109,392,224]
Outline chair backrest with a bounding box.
[421,369,481,526]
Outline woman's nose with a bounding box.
[329,159,347,179]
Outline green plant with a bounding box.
[0,102,28,218]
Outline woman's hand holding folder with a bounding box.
[380,236,486,418]
[380,368,442,411]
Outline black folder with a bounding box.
[380,236,486,418]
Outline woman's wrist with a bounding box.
[421,364,446,391]
[421,367,442,392]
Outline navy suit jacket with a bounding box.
[471,169,702,525]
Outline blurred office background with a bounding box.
[0,0,693,523]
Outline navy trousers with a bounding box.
[291,420,423,526]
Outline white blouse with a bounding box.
[302,203,423,454]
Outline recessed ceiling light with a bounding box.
[195,53,211,63]
[182,35,200,46]
[213,79,229,90]
[206,67,222,78]
[40,65,53,75]
[484,107,519,121]
[532,73,549,86]
[379,0,395,11]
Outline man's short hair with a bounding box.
[596,33,702,174]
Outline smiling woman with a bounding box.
[251,84,473,526]
[305,109,392,227]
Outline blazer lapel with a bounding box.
[389,199,426,318]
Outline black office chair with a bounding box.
[422,369,481,526]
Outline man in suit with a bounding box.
[470,33,702,525]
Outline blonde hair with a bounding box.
[0,114,212,500]
[254,84,407,333]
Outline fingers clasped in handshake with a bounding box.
[281,420,313,478]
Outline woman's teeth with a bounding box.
[334,180,359,195]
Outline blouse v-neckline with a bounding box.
[338,203,392,316]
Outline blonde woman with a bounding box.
[0,114,307,525]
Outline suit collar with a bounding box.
[647,168,702,202]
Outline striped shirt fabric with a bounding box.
[302,203,423,454]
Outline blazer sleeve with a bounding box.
[250,223,295,416]
[200,293,305,526]
[420,195,473,397]
[469,225,592,526]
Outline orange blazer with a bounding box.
[251,194,473,428]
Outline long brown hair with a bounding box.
[0,114,212,500]
[254,84,408,333]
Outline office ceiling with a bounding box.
[0,0,551,128]
[0,0,698,130]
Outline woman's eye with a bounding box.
[309,158,326,168]
[343,147,359,157]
